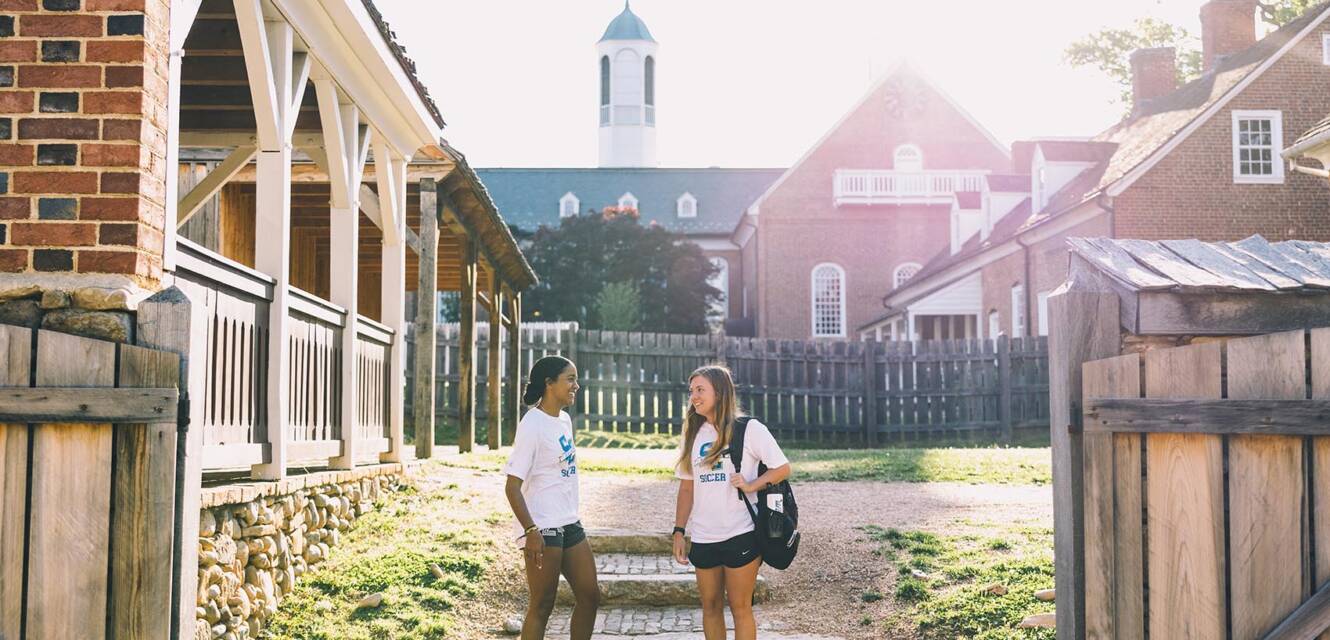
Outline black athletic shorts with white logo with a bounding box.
[688,530,761,569]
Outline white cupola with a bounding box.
[597,1,658,168]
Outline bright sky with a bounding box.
[376,0,1229,168]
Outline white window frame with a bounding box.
[677,192,697,218]
[893,262,921,289]
[1231,110,1284,184]
[987,310,1001,339]
[559,192,580,218]
[1323,34,1330,65]
[810,262,847,338]
[1010,283,1025,337]
[618,192,639,210]
[893,144,923,172]
[1036,290,1050,337]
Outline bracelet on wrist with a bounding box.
[517,524,540,540]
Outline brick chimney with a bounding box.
[1200,0,1257,71]
[1130,47,1177,113]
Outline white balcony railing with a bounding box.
[834,170,988,205]
[599,104,656,128]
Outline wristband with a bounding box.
[517,524,539,540]
[672,526,686,537]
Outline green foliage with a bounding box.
[594,281,642,331]
[521,210,721,333]
[859,524,1055,639]
[1065,1,1313,113]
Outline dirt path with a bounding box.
[439,464,1051,639]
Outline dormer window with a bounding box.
[559,192,580,218]
[677,192,697,218]
[618,192,638,210]
[893,144,923,171]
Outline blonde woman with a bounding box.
[672,365,790,640]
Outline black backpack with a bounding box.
[729,417,800,570]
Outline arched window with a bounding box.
[559,192,579,218]
[811,263,846,337]
[893,262,921,289]
[600,56,611,106]
[708,257,729,320]
[618,192,638,210]
[893,144,923,171]
[677,192,697,218]
[644,56,655,105]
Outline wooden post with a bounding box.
[1047,256,1120,640]
[378,145,408,463]
[997,335,1012,444]
[136,287,206,640]
[413,178,439,459]
[458,239,478,452]
[862,341,878,447]
[488,275,503,450]
[505,291,522,446]
[0,325,31,640]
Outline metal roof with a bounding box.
[599,2,655,42]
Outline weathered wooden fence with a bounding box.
[406,323,1048,445]
[1080,328,1330,639]
[0,322,183,639]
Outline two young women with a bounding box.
[504,358,790,640]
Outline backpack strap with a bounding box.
[729,417,762,523]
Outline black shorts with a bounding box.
[540,520,586,549]
[688,531,761,569]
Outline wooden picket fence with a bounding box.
[406,324,1048,445]
[0,324,183,640]
[1079,328,1330,639]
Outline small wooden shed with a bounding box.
[1049,234,1330,640]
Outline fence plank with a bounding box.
[0,387,176,423]
[0,324,30,640]
[1082,353,1143,640]
[1144,341,1225,640]
[1311,328,1330,640]
[1228,330,1307,640]
[27,330,115,640]
[111,344,179,639]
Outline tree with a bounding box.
[1066,2,1312,112]
[594,281,641,331]
[522,207,721,333]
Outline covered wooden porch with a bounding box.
[165,0,536,480]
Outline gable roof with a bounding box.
[360,0,445,128]
[746,63,1010,216]
[474,168,783,235]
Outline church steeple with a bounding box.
[597,2,657,167]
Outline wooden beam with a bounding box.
[504,291,521,447]
[286,51,310,140]
[404,227,420,255]
[312,75,349,207]
[176,145,256,228]
[1047,255,1121,640]
[414,177,439,460]
[457,238,478,453]
[1135,290,1330,335]
[487,281,502,450]
[1261,575,1330,640]
[1085,398,1330,435]
[358,183,383,230]
[231,0,280,149]
[372,136,402,246]
[0,388,177,423]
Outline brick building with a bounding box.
[864,0,1330,341]
[734,64,1011,339]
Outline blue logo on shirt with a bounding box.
[558,434,577,477]
[697,441,726,482]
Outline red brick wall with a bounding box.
[0,0,170,286]
[753,69,1011,338]
[1114,20,1330,242]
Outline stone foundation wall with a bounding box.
[0,281,144,341]
[193,464,415,640]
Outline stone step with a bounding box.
[555,555,770,606]
[545,605,816,637]
[585,528,673,555]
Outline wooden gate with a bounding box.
[0,325,181,640]
[1080,328,1330,640]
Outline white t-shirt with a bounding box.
[675,418,789,544]
[503,408,580,530]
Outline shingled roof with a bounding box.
[361,0,445,129]
[1068,235,1330,293]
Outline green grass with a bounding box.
[860,524,1055,639]
[261,480,497,640]
[438,445,1051,485]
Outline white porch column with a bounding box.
[376,140,409,462]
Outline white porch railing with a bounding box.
[834,170,988,205]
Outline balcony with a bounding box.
[834,170,988,206]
